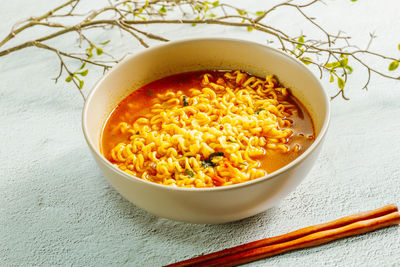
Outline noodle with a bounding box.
[105,70,312,188]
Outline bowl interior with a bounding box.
[83,38,329,177]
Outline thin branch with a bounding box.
[117,21,149,47]
[54,50,86,100]
[0,0,78,47]
[0,0,398,102]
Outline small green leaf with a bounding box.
[191,23,197,27]
[79,79,84,89]
[350,0,357,2]
[212,1,219,7]
[247,26,254,32]
[339,57,348,67]
[329,74,334,83]
[237,9,247,15]
[398,44,400,51]
[337,77,345,89]
[79,62,86,70]
[86,47,93,59]
[345,65,353,74]
[99,40,110,46]
[136,15,147,21]
[96,48,103,56]
[207,13,216,18]
[325,62,340,69]
[255,11,264,16]
[202,4,209,13]
[297,36,305,49]
[159,6,167,13]
[79,69,89,77]
[300,57,312,65]
[65,76,72,83]
[194,4,202,11]
[388,60,399,71]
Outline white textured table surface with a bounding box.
[1,1,399,266]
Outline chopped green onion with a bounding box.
[201,161,214,168]
[185,169,194,177]
[255,107,264,115]
[183,95,189,106]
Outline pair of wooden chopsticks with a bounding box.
[165,204,400,267]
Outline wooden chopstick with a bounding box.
[197,211,400,267]
[166,204,399,267]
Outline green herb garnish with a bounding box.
[208,152,224,162]
[255,107,264,115]
[183,95,189,106]
[201,152,225,168]
[185,169,195,177]
[201,161,214,168]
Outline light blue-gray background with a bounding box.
[1,1,399,266]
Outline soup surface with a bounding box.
[102,70,314,188]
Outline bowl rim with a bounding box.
[82,37,330,192]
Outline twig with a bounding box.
[0,0,398,101]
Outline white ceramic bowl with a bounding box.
[82,38,330,224]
